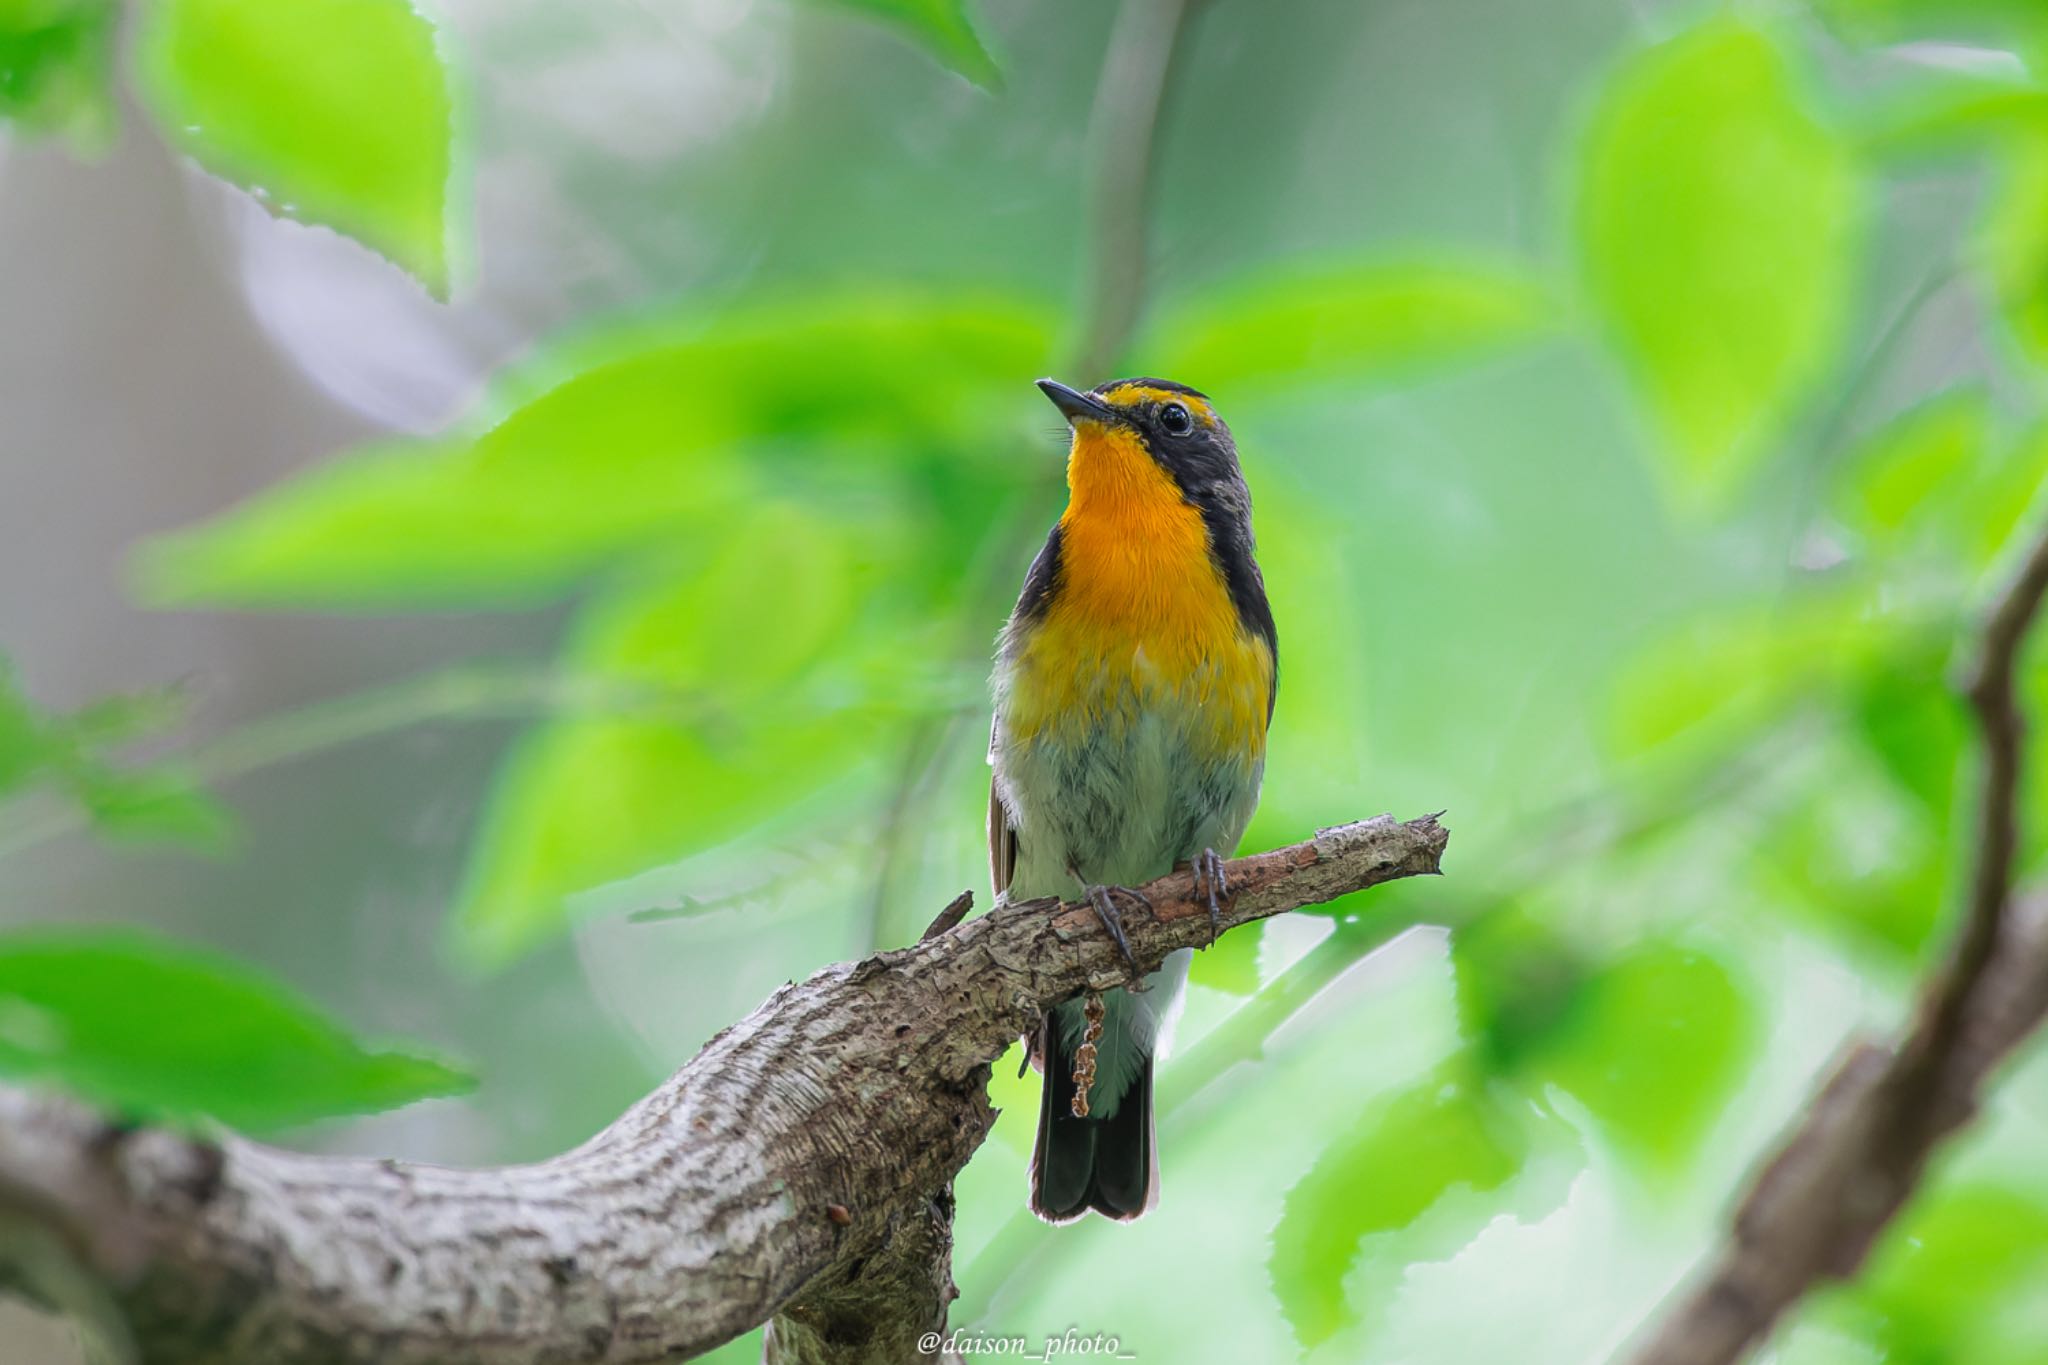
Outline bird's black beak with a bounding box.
[1037,378,1114,425]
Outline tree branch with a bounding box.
[0,815,1447,1365]
[1629,524,2048,1365]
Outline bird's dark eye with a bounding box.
[1159,403,1193,437]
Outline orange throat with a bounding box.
[1058,422,1220,628]
[1005,421,1272,756]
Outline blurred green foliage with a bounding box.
[0,664,231,852]
[1838,1183,2048,1363]
[1455,918,1751,1169]
[0,0,115,149]
[136,296,1054,608]
[0,929,470,1131]
[1270,1072,1529,1347]
[1578,18,1862,501]
[453,505,906,964]
[810,0,997,87]
[138,0,454,293]
[1144,256,1551,391]
[8,0,2048,1359]
[1819,0,2048,49]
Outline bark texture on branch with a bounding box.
[0,814,1447,1365]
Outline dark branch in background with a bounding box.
[1895,531,2048,1113]
[0,816,1446,1365]
[1630,524,2048,1365]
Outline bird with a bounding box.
[989,375,1276,1222]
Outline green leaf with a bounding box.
[451,504,907,966]
[77,769,235,852]
[1269,1075,1525,1348]
[1756,737,1952,960]
[1844,1184,2048,1364]
[0,663,47,797]
[138,296,1052,610]
[1457,927,1751,1170]
[1147,256,1549,394]
[135,436,742,609]
[1527,943,1750,1168]
[136,0,454,294]
[806,0,997,86]
[0,929,471,1132]
[0,660,230,851]
[1833,393,2048,574]
[1577,18,1863,500]
[1851,641,1966,822]
[1982,125,2048,370]
[66,685,196,750]
[0,0,117,150]
[1836,391,1992,547]
[1966,421,2048,569]
[1450,907,1587,1076]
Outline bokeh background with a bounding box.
[6,0,2048,1360]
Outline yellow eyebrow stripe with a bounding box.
[1099,384,1217,426]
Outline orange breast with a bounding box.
[1003,423,1272,759]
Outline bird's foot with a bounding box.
[1193,848,1229,945]
[1080,882,1150,981]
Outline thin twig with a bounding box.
[920,890,975,942]
[0,666,687,861]
[1798,264,1960,489]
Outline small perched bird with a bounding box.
[990,376,1276,1221]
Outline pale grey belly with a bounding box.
[994,705,1263,901]
[992,689,1264,1115]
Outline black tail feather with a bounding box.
[1027,1014,1155,1222]
[1087,1058,1152,1216]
